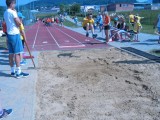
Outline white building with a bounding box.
[81,5,100,13]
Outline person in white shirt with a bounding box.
[4,0,29,78]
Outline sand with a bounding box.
[35,47,160,120]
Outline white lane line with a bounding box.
[59,45,85,48]
[55,27,85,47]
[32,22,40,48]
[46,27,60,48]
[42,41,48,44]
[47,27,85,48]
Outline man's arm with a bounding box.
[12,9,21,27]
[14,17,21,27]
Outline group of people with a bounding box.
[81,11,145,42]
[42,14,65,27]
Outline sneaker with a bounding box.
[92,34,97,39]
[11,72,16,77]
[86,32,89,37]
[20,60,26,66]
[16,72,29,79]
[0,109,12,118]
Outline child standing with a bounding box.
[18,12,26,65]
[103,11,111,43]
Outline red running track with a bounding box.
[25,21,108,51]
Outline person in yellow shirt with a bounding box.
[129,12,135,27]
[128,16,142,41]
[135,13,144,23]
[133,16,142,33]
[18,12,27,65]
[82,13,97,38]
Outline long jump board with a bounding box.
[121,47,160,63]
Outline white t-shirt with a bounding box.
[157,14,160,28]
[4,9,20,35]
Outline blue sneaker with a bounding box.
[16,72,29,79]
[20,60,26,66]
[0,109,12,118]
[11,72,16,77]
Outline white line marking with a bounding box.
[85,39,90,41]
[47,27,85,48]
[43,41,48,43]
[32,22,40,48]
[46,27,60,48]
[59,45,85,48]
[65,40,70,42]
[55,27,85,47]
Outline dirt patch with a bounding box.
[36,47,160,120]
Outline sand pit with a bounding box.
[35,47,160,120]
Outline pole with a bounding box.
[24,40,36,68]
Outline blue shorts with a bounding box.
[7,34,23,54]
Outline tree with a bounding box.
[59,4,65,13]
[70,3,80,15]
[0,7,5,19]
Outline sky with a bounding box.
[0,0,37,6]
[0,0,153,6]
[136,0,153,3]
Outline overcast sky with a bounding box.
[0,0,37,6]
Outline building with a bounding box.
[100,5,107,12]
[134,3,152,10]
[81,5,100,13]
[100,3,134,12]
[151,3,160,10]
[107,3,134,12]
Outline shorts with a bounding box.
[130,22,134,27]
[7,34,23,54]
[83,26,91,30]
[104,25,110,30]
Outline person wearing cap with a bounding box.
[18,12,27,65]
[129,12,135,28]
[4,0,29,78]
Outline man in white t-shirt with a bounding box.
[4,0,29,78]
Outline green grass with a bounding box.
[150,49,160,57]
[126,22,155,34]
[36,13,56,19]
[63,19,79,28]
